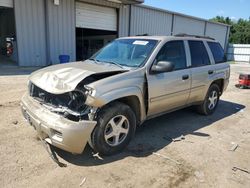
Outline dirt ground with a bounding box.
[0,63,249,188]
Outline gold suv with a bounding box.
[21,35,230,155]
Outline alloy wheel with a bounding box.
[208,90,218,110]
[104,115,130,146]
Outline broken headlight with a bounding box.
[84,85,96,96]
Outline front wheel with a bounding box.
[197,84,220,115]
[91,102,136,155]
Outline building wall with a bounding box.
[205,22,229,49]
[172,15,205,35]
[46,0,76,64]
[227,44,250,62]
[119,5,130,37]
[14,0,47,66]
[130,5,172,36]
[13,0,230,66]
[126,4,230,49]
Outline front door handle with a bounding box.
[208,70,214,75]
[182,75,189,80]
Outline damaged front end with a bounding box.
[21,61,128,154]
[29,82,94,122]
[21,80,99,154]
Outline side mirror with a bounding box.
[151,61,175,74]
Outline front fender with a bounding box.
[85,86,146,121]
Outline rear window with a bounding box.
[208,42,227,64]
[188,41,210,67]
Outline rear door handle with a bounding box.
[208,70,214,75]
[182,75,189,80]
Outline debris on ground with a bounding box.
[12,120,18,125]
[239,109,244,113]
[184,140,194,143]
[242,130,250,134]
[229,143,239,151]
[172,135,185,142]
[153,152,181,165]
[194,170,205,183]
[79,177,86,187]
[92,152,104,160]
[235,84,243,89]
[232,167,250,174]
[39,137,67,167]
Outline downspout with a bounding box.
[170,14,175,35]
[13,0,19,66]
[128,5,132,36]
[204,21,207,36]
[44,0,51,66]
[224,26,230,52]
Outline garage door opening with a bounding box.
[0,6,17,66]
[76,28,117,61]
[75,2,118,61]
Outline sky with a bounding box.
[144,0,250,21]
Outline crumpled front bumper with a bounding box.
[20,93,97,154]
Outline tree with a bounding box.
[210,16,250,44]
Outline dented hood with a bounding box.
[29,60,125,94]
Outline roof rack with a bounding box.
[174,33,215,40]
[136,33,150,36]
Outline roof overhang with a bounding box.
[106,0,144,4]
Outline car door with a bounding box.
[147,40,191,116]
[187,40,214,104]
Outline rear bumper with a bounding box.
[21,93,97,154]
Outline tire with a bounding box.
[91,102,136,155]
[197,84,220,115]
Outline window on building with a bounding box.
[188,41,210,67]
[156,41,187,70]
[208,42,227,64]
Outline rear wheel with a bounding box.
[197,84,220,115]
[91,102,136,155]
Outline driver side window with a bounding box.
[156,41,187,70]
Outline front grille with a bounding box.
[29,82,88,121]
[29,83,71,105]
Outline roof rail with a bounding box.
[136,33,150,36]
[174,33,215,40]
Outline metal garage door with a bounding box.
[76,2,117,31]
[0,0,13,7]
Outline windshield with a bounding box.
[90,39,158,67]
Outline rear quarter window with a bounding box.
[188,41,210,67]
[207,42,227,64]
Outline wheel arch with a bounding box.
[114,96,141,125]
[210,79,224,95]
[88,87,147,125]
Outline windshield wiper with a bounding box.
[89,58,125,69]
[88,58,100,64]
[103,60,125,69]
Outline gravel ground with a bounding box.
[0,63,249,188]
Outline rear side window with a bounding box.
[188,41,210,67]
[208,42,227,64]
[156,41,187,70]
